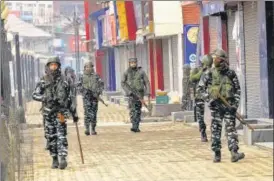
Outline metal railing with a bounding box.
[1,22,34,181]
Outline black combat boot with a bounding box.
[91,125,97,135]
[85,125,90,136]
[45,140,50,150]
[130,123,137,132]
[213,151,221,163]
[59,156,67,169]
[231,150,245,162]
[201,131,208,142]
[135,123,141,132]
[51,156,59,169]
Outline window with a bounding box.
[47,4,52,8]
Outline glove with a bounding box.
[73,116,79,123]
[227,106,237,113]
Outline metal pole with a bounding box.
[74,6,80,75]
[0,0,3,127]
[15,34,23,107]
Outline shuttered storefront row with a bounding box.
[243,2,261,118]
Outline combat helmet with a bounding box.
[84,61,94,68]
[128,58,137,63]
[212,48,227,60]
[201,54,213,68]
[64,66,75,76]
[46,56,61,67]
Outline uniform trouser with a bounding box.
[43,115,46,138]
[195,99,206,133]
[129,97,142,129]
[45,113,68,157]
[83,98,98,129]
[210,102,239,152]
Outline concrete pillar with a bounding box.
[177,33,183,98]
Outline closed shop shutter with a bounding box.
[162,38,170,91]
[136,42,149,75]
[209,16,220,52]
[114,47,121,91]
[227,11,237,70]
[243,1,261,118]
[101,49,109,90]
[141,42,149,75]
[171,35,179,92]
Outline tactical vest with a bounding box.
[126,68,145,92]
[210,69,234,99]
[82,74,100,92]
[43,75,69,108]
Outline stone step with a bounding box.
[254,142,273,150]
[243,123,274,145]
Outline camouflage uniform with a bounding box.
[32,57,78,169]
[121,58,150,132]
[189,55,213,142]
[78,61,104,135]
[198,49,245,163]
[41,65,50,150]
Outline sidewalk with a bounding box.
[29,122,273,181]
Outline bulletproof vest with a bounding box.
[82,73,100,92]
[126,68,144,92]
[210,69,234,99]
[43,75,69,108]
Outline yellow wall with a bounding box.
[116,1,128,41]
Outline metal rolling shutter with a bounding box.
[171,35,179,92]
[136,43,148,74]
[114,47,121,91]
[243,2,261,118]
[209,16,219,52]
[162,38,170,91]
[102,49,109,90]
[227,11,237,70]
[141,42,149,75]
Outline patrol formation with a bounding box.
[32,48,245,169]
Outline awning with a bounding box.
[89,7,109,21]
[6,14,51,38]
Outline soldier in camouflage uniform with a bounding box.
[78,61,104,136]
[189,55,213,142]
[197,49,245,163]
[121,58,150,132]
[41,65,50,150]
[32,57,79,169]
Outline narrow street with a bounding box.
[24,99,273,181]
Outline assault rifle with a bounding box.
[123,82,152,113]
[95,95,108,107]
[217,93,254,131]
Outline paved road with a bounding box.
[29,124,272,181]
[24,99,273,181]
